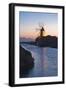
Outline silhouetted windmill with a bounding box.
[36,23,45,37]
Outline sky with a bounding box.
[19,11,58,39]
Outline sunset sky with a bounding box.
[19,12,58,39]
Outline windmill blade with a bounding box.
[36,28,40,31]
[39,22,44,27]
[39,22,46,29]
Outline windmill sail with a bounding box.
[36,23,45,37]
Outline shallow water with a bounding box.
[20,44,58,77]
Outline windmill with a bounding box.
[36,22,45,37]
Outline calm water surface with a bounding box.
[21,44,58,77]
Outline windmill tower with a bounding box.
[40,26,45,37]
[36,23,45,37]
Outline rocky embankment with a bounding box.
[20,45,34,77]
[35,35,57,48]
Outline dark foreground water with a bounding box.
[20,44,58,77]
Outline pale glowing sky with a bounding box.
[19,12,58,39]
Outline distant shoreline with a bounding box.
[20,35,58,48]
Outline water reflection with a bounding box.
[20,44,58,78]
